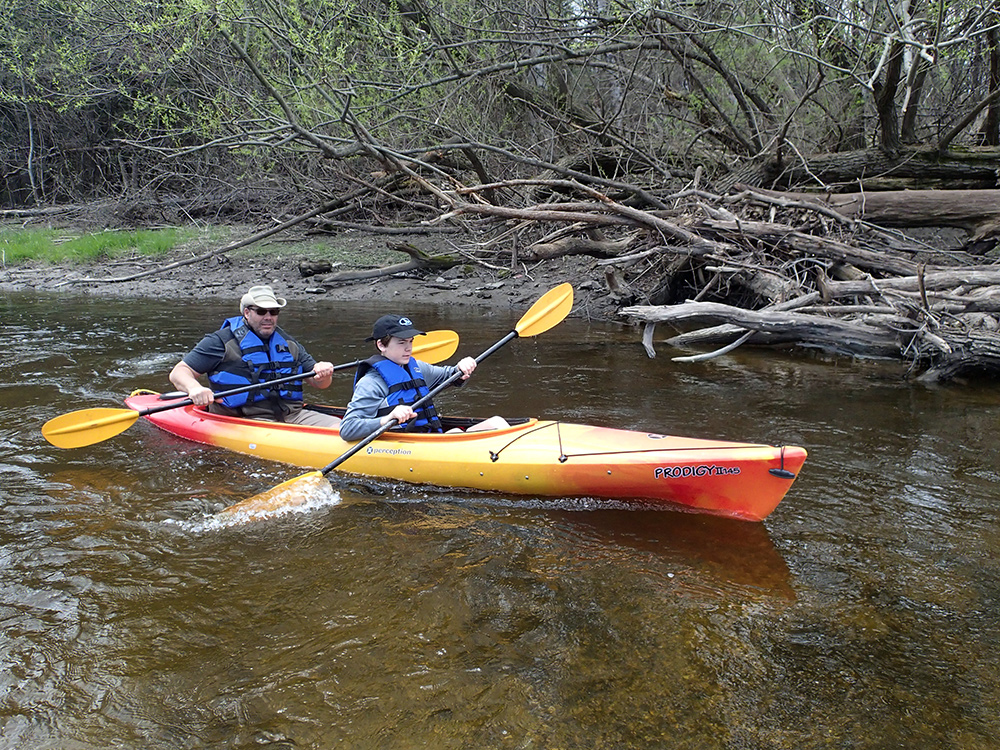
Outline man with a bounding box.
[169,284,340,427]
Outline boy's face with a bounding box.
[379,336,413,365]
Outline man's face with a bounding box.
[243,305,281,338]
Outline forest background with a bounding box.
[2,0,1000,381]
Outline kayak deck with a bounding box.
[125,392,807,521]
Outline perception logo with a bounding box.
[367,446,413,456]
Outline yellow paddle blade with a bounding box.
[42,408,140,449]
[215,470,329,521]
[514,283,574,338]
[413,329,459,363]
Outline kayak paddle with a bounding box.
[219,283,574,518]
[42,329,460,449]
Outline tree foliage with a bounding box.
[1,0,998,210]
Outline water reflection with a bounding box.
[3,290,1000,748]
[542,508,794,598]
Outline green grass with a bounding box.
[0,226,196,263]
[0,223,416,268]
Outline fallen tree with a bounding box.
[740,185,1000,251]
[610,187,1000,382]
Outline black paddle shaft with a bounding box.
[151,358,373,405]
[141,369,321,416]
[320,331,518,475]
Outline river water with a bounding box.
[2,289,999,749]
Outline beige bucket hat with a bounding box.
[239,285,287,312]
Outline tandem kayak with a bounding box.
[124,392,807,521]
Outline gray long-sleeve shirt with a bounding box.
[339,359,460,441]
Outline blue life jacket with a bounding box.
[208,316,303,413]
[356,355,443,433]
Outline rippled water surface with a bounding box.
[3,290,1000,749]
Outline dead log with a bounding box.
[317,242,462,282]
[721,146,1000,192]
[0,205,92,218]
[622,294,1000,380]
[318,260,426,282]
[703,263,804,305]
[916,331,1000,382]
[523,235,636,261]
[817,267,1000,292]
[813,271,1000,314]
[298,260,337,277]
[742,185,1000,234]
[619,301,907,358]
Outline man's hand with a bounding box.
[187,384,216,406]
[169,361,216,405]
[310,361,335,389]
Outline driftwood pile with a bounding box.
[415,179,1000,383]
[598,186,1000,382]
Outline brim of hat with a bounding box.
[365,328,425,341]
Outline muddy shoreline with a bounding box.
[0,231,619,322]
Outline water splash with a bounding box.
[165,474,342,531]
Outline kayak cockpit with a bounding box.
[302,404,534,433]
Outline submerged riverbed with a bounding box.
[3,290,1000,749]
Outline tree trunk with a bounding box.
[720,146,1000,192]
[983,23,1000,146]
[741,185,1000,234]
[874,38,906,151]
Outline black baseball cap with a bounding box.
[366,314,426,341]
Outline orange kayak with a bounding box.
[125,392,806,521]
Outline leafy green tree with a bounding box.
[1,0,998,210]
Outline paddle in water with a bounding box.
[42,329,460,449]
[219,283,574,519]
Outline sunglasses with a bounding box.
[248,306,281,316]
